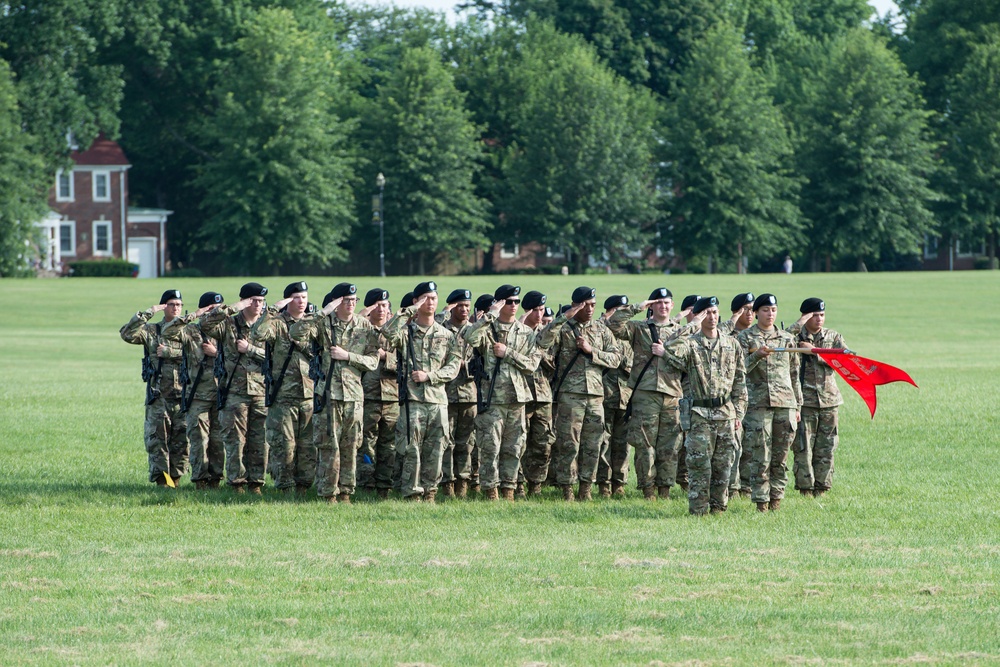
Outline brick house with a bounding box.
[36,135,172,278]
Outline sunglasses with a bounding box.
[505,299,520,305]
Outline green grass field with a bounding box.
[1,272,998,665]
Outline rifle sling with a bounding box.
[483,321,503,411]
[267,344,295,406]
[551,322,583,400]
[623,322,661,420]
[220,316,244,407]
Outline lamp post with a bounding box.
[375,172,386,277]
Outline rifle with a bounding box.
[309,339,327,413]
[397,322,415,450]
[470,350,486,411]
[482,320,502,411]
[217,317,244,410]
[266,339,295,407]
[550,322,582,402]
[622,321,660,423]
[144,323,163,406]
[263,342,274,407]
[321,317,338,436]
[179,349,191,412]
[183,331,210,413]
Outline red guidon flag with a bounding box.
[810,349,918,418]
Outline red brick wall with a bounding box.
[48,169,127,262]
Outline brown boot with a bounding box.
[170,476,182,488]
[658,486,671,499]
[643,486,657,501]
[739,488,752,498]
[324,495,337,504]
[485,487,499,501]
[515,483,526,500]
[249,484,263,496]
[527,481,542,497]
[710,506,725,515]
[611,483,625,498]
[154,475,168,487]
[470,482,481,494]
[577,482,592,501]
[376,487,389,500]
[599,483,612,498]
[337,493,352,505]
[296,485,309,498]
[768,498,781,511]
[207,479,221,489]
[404,494,422,502]
[454,479,468,499]
[799,489,814,497]
[501,488,515,502]
[422,489,437,504]
[440,482,455,498]
[562,485,575,501]
[756,502,769,513]
[195,480,208,490]
[813,489,827,498]
[233,484,246,495]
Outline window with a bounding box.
[60,221,76,255]
[545,245,566,259]
[923,235,939,260]
[93,171,111,202]
[56,170,74,202]
[93,220,112,256]
[500,242,520,259]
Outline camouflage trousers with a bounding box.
[677,397,693,488]
[144,395,188,483]
[444,402,477,484]
[220,393,268,487]
[186,397,224,483]
[476,402,527,491]
[522,401,555,484]
[394,401,448,498]
[553,392,605,486]
[358,400,398,491]
[685,415,738,515]
[626,390,683,489]
[597,404,630,487]
[266,398,316,490]
[728,423,745,494]
[743,407,798,503]
[314,400,363,498]
[795,406,839,492]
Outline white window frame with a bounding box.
[92,170,111,202]
[59,220,77,256]
[56,169,74,202]
[500,242,520,259]
[545,245,566,259]
[92,220,113,256]
[923,234,939,260]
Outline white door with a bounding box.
[127,238,157,279]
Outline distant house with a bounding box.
[35,135,172,278]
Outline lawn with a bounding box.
[0,271,998,665]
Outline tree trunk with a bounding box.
[737,243,744,274]
[825,254,832,273]
[418,251,426,276]
[481,244,495,274]
[574,251,585,275]
[856,257,868,272]
[990,226,997,269]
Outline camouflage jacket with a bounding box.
[786,323,846,409]
[718,319,749,338]
[663,332,748,421]
[599,316,634,410]
[606,304,698,397]
[252,307,315,402]
[537,313,623,398]
[463,314,540,405]
[201,306,267,397]
[361,327,399,403]
[737,325,802,410]
[291,313,379,403]
[120,310,188,400]
[441,317,478,404]
[383,308,460,405]
[523,319,555,403]
[178,321,220,403]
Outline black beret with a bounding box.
[322,291,336,308]
[400,292,414,309]
[474,294,494,313]
[365,288,389,308]
[306,302,318,315]
[648,287,672,301]
[198,292,224,309]
[559,304,573,316]
[522,291,546,310]
[572,286,596,304]
[330,282,357,299]
[604,295,628,310]
[692,296,718,315]
[753,293,777,311]
[446,289,472,304]
[284,281,308,299]
[160,290,182,305]
[494,284,521,300]
[800,297,825,314]
[543,306,554,318]
[413,281,437,298]
[681,294,700,311]
[731,292,754,312]
[239,282,267,299]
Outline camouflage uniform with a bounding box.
[178,321,224,486]
[597,319,633,492]
[464,314,539,492]
[664,333,748,514]
[253,307,316,491]
[120,312,189,483]
[719,319,749,494]
[291,313,379,499]
[537,314,623,489]
[359,329,399,492]
[201,306,268,489]
[522,343,557,486]
[787,323,846,493]
[737,325,803,504]
[383,308,460,498]
[607,305,697,492]
[441,317,478,488]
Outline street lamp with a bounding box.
[374,172,386,277]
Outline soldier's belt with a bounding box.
[692,394,730,409]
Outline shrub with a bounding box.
[68,259,138,277]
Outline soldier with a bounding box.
[541,306,554,327]
[663,297,747,515]
[253,281,317,496]
[537,286,623,501]
[179,291,226,490]
[720,292,755,337]
[737,293,802,512]
[382,282,460,502]
[468,293,495,491]
[519,290,556,496]
[464,285,540,500]
[120,289,193,486]
[788,298,847,497]
[358,288,397,498]
[720,292,755,496]
[607,288,699,499]
[201,282,269,495]
[675,294,703,492]
[597,295,634,498]
[292,283,379,504]
[439,288,477,498]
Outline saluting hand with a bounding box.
[674,307,692,322]
[321,297,342,317]
[273,297,293,311]
[565,302,585,319]
[151,304,167,314]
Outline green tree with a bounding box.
[191,8,356,274]
[360,45,489,274]
[664,23,801,273]
[796,29,939,271]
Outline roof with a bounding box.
[71,134,130,166]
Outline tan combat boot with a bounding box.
[562,485,575,501]
[454,479,468,499]
[440,482,455,498]
[376,487,389,500]
[611,483,625,498]
[325,495,338,504]
[233,484,246,495]
[643,486,657,501]
[423,489,437,504]
[756,502,769,513]
[658,486,671,499]
[207,479,221,489]
[501,488,515,502]
[813,489,827,498]
[515,483,526,500]
[768,498,781,511]
[195,480,208,491]
[338,493,352,505]
[296,485,309,498]
[577,482,592,501]
[249,484,263,496]
[799,489,813,497]
[485,487,500,501]
[599,483,612,498]
[527,481,542,497]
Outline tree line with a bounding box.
[0,0,998,276]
